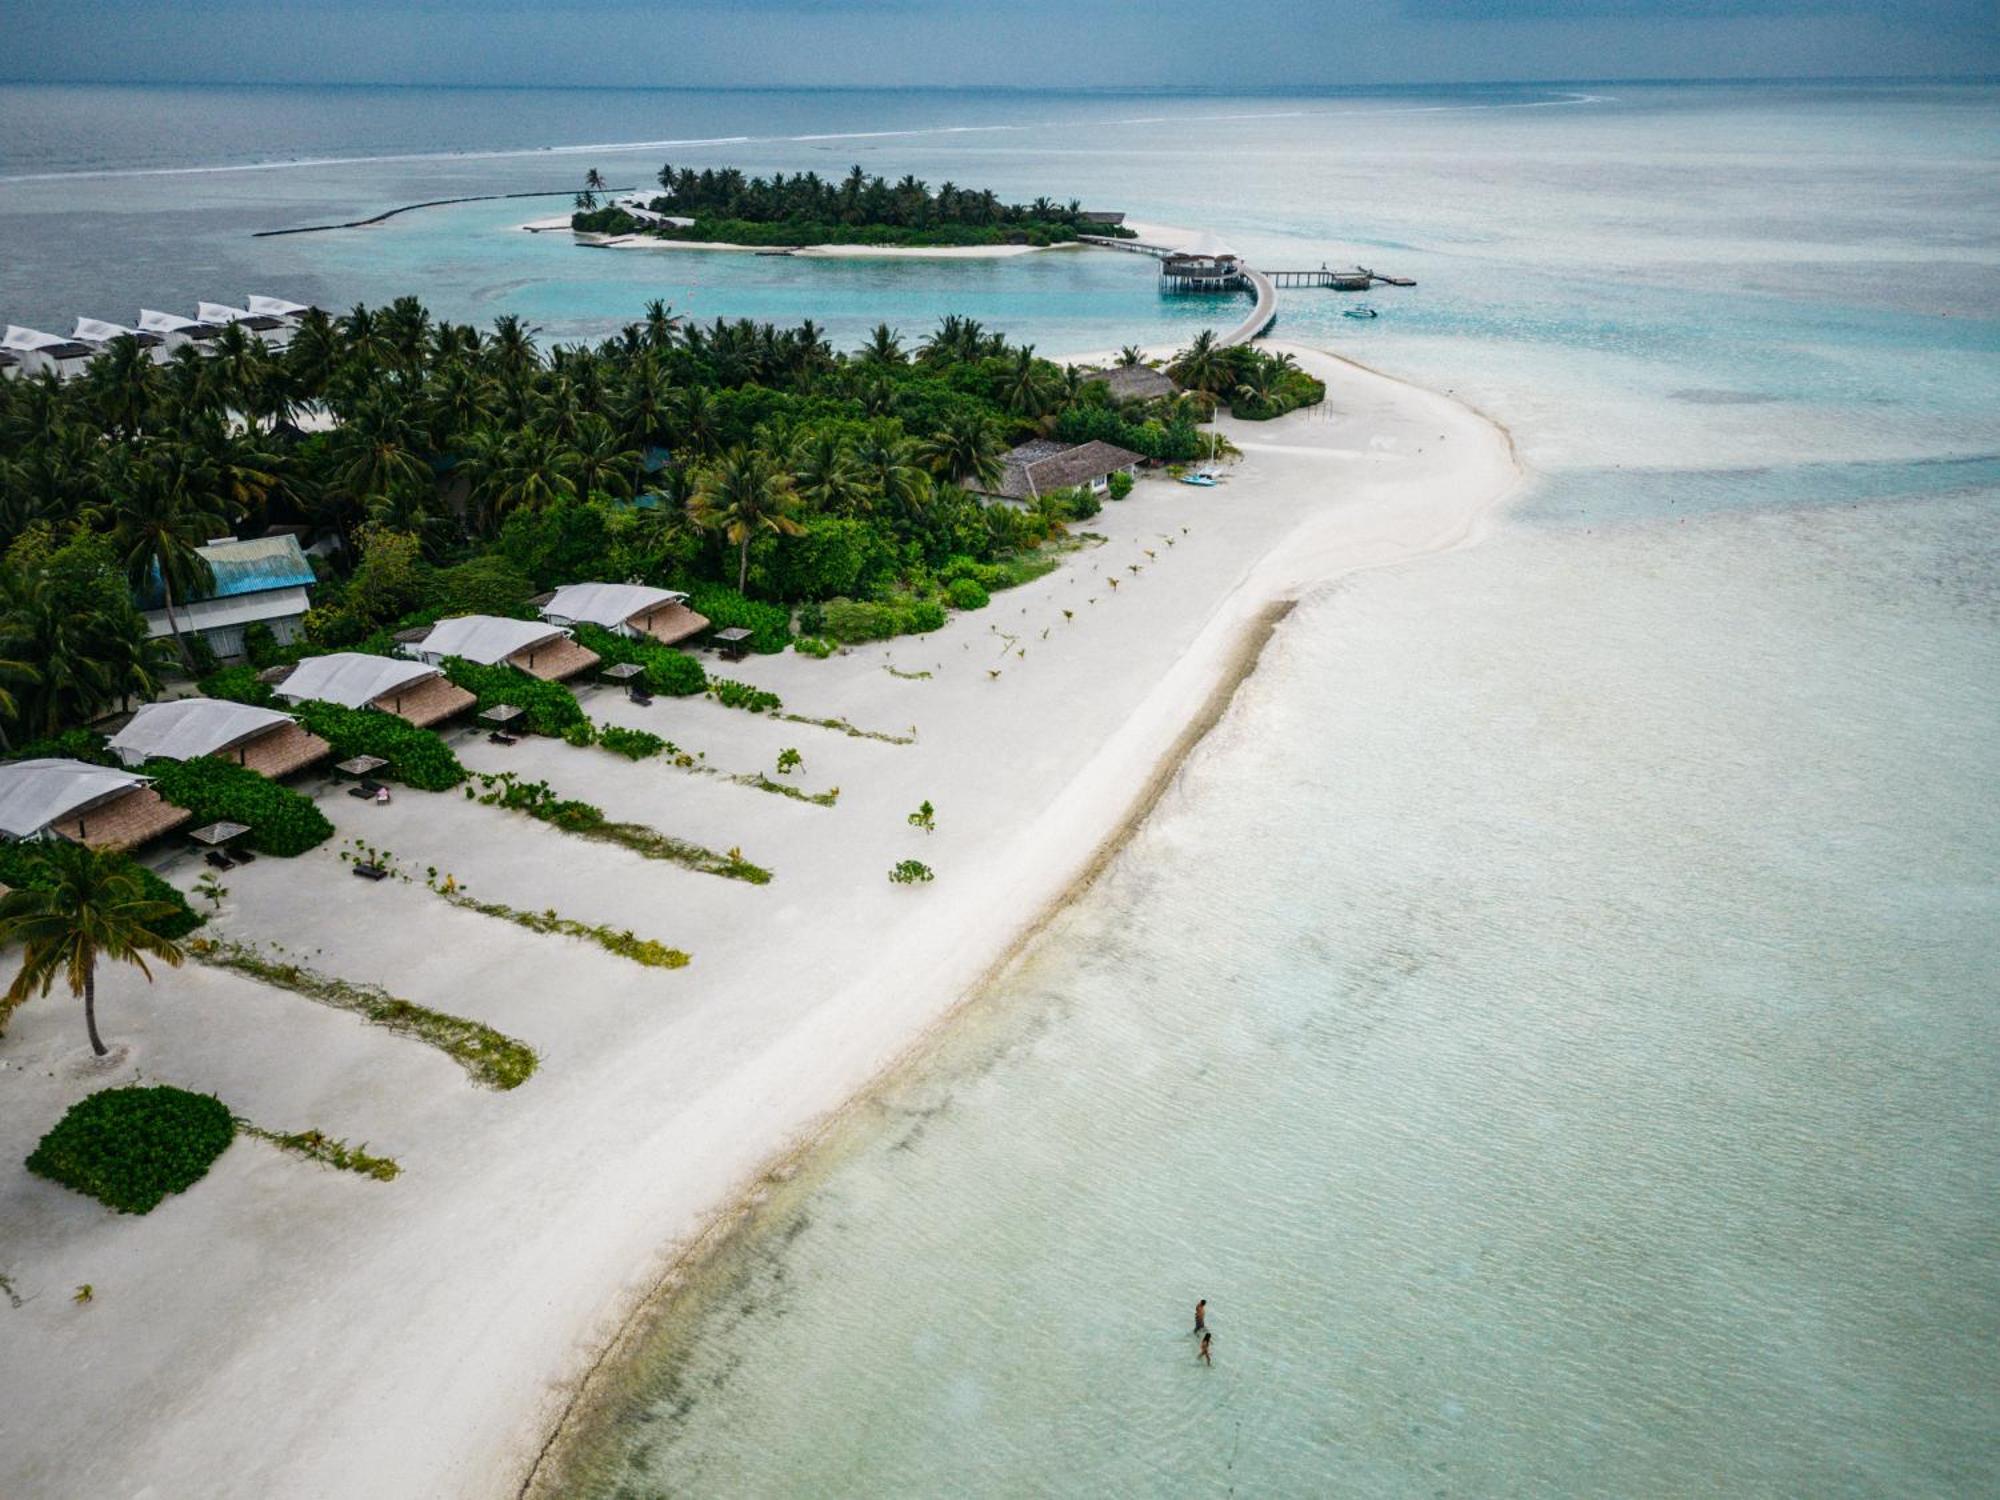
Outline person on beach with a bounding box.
[1199,1332,1213,1366]
[1195,1299,1207,1334]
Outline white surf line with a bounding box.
[0,92,1609,186]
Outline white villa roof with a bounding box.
[3,326,71,353]
[138,308,206,334]
[73,316,147,344]
[197,302,256,325]
[246,295,312,318]
[108,699,298,767]
[1181,230,1238,260]
[278,652,440,709]
[414,615,569,666]
[540,582,687,630]
[0,758,150,840]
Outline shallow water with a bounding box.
[3,78,1996,1497]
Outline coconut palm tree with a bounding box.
[789,429,869,515]
[0,842,187,1057]
[585,168,608,200]
[570,413,641,501]
[1116,345,1147,369]
[92,451,227,673]
[851,423,930,520]
[1000,347,1057,418]
[917,411,1007,491]
[856,323,905,367]
[1169,329,1231,396]
[468,427,579,533]
[689,446,803,592]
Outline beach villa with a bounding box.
[400,615,601,682]
[107,699,332,778]
[0,758,190,851]
[1,326,96,381]
[245,294,317,323]
[73,316,168,363]
[139,534,318,661]
[137,308,227,353]
[270,652,476,726]
[197,302,295,349]
[1080,364,1179,402]
[978,439,1147,504]
[535,582,710,646]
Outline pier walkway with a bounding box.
[1079,235,1277,348]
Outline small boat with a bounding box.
[1343,306,1378,320]
[1179,472,1218,488]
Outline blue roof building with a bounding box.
[139,534,318,661]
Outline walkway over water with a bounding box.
[1081,233,1277,347]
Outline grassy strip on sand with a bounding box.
[236,1119,401,1181]
[469,772,772,884]
[424,875,692,969]
[775,712,916,745]
[191,938,538,1090]
[727,771,840,807]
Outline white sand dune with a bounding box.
[0,345,1520,1500]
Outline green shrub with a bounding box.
[1107,470,1134,500]
[426,556,534,618]
[888,859,935,885]
[687,584,790,654]
[183,632,220,676]
[561,722,598,748]
[708,678,782,713]
[289,701,465,791]
[6,728,114,765]
[241,622,282,668]
[142,756,334,856]
[796,599,826,636]
[598,725,665,760]
[906,599,946,633]
[440,657,587,736]
[570,623,707,698]
[820,596,946,643]
[26,1085,235,1214]
[200,664,277,707]
[946,576,990,611]
[794,635,837,659]
[0,845,201,945]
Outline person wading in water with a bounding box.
[1195,1299,1207,1334]
[1198,1331,1214,1366]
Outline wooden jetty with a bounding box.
[1267,267,1416,290]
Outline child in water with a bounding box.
[1198,1332,1213,1366]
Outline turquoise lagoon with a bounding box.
[2,79,1995,1497]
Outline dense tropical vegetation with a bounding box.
[573,163,1138,248]
[0,284,1319,752]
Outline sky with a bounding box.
[3,0,1996,88]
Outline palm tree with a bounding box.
[856,323,905,367]
[789,429,869,514]
[0,842,187,1057]
[689,446,803,592]
[570,413,641,501]
[1116,345,1146,369]
[585,168,608,200]
[918,411,1007,491]
[93,453,227,673]
[1169,329,1231,396]
[468,427,578,533]
[1000,346,1057,418]
[851,424,930,519]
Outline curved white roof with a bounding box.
[415,616,568,666]
[74,317,145,344]
[198,302,255,325]
[246,295,312,318]
[138,309,202,334]
[278,652,440,709]
[109,699,296,767]
[3,326,70,353]
[1182,230,1239,261]
[0,759,149,840]
[540,582,687,630]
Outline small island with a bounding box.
[572,164,1138,249]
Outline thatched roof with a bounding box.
[980,440,1146,502]
[1080,365,1178,402]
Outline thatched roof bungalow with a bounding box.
[401,615,601,683]
[271,653,476,727]
[0,759,191,852]
[1079,365,1178,403]
[535,582,710,646]
[109,699,331,779]
[975,439,1147,504]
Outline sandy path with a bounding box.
[0,345,1520,1500]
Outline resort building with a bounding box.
[1,326,96,381]
[0,758,190,852]
[0,350,20,382]
[245,295,317,322]
[137,309,227,353]
[73,317,168,363]
[1160,232,1247,293]
[271,653,475,727]
[108,699,332,778]
[535,582,710,646]
[977,439,1148,504]
[400,615,601,682]
[139,534,318,661]
[197,302,295,349]
[1078,210,1127,228]
[1079,364,1179,402]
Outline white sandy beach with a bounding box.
[519,215,1109,258]
[0,344,1519,1500]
